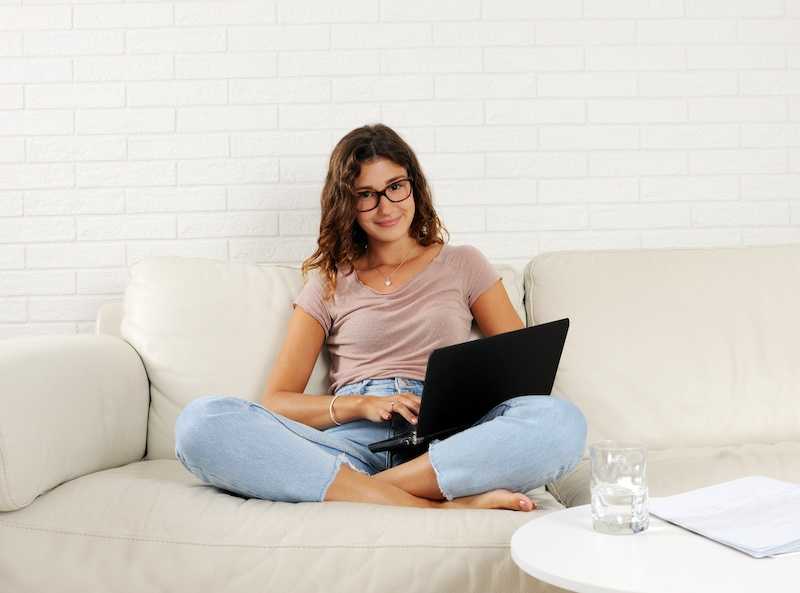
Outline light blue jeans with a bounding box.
[174,377,587,503]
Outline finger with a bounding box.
[381,399,394,421]
[388,400,415,424]
[400,393,421,414]
[397,401,418,424]
[403,399,419,414]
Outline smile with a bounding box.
[376,218,399,227]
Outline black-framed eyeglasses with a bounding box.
[354,178,413,212]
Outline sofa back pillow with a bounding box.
[121,255,524,460]
[523,243,800,458]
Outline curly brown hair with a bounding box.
[300,123,449,301]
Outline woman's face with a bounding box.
[352,157,415,245]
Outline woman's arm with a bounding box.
[261,306,362,429]
[470,279,525,338]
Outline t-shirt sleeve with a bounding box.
[461,245,502,308]
[291,270,332,339]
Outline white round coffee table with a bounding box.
[511,504,799,593]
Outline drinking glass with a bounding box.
[590,440,649,534]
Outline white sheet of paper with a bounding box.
[648,476,800,554]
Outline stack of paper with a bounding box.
[648,475,800,559]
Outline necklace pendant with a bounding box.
[384,278,392,286]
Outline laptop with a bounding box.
[367,317,570,456]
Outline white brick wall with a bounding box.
[1,0,799,339]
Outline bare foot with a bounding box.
[439,488,537,511]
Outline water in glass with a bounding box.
[590,441,650,534]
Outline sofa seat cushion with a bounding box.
[548,440,800,508]
[0,460,566,593]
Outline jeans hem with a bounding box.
[426,440,452,502]
[319,453,367,502]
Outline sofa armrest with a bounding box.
[0,334,149,511]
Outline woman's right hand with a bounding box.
[359,393,422,425]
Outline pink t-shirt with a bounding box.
[292,243,502,395]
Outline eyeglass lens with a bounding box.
[356,179,412,212]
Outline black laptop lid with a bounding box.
[415,318,570,439]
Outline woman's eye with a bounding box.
[359,192,374,199]
[389,183,400,190]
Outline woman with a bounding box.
[174,124,587,511]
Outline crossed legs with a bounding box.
[323,452,537,511]
[177,394,583,511]
[323,451,443,504]
[322,460,439,508]
[322,451,443,507]
[371,452,445,499]
[324,396,589,512]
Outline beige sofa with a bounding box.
[1,243,798,593]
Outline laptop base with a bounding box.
[368,424,470,454]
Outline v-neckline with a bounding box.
[353,243,447,296]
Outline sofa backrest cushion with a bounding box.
[523,243,800,457]
[120,254,524,460]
